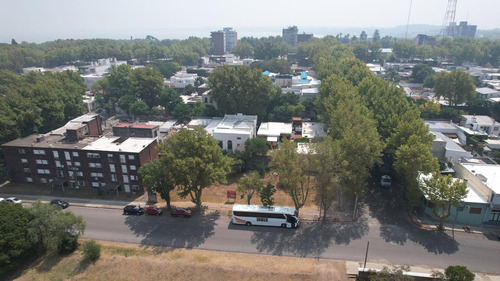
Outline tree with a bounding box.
[314,136,343,221]
[151,61,181,78]
[183,84,196,95]
[172,103,192,122]
[28,201,85,254]
[138,160,175,210]
[118,94,137,113]
[421,173,468,230]
[410,63,435,83]
[269,140,312,215]
[108,64,132,99]
[194,76,205,88]
[158,128,232,210]
[207,65,280,120]
[238,171,265,205]
[129,67,163,108]
[129,101,149,116]
[159,87,182,115]
[232,41,254,58]
[260,182,276,207]
[434,70,476,106]
[445,265,475,281]
[191,100,206,116]
[360,31,368,42]
[0,204,35,276]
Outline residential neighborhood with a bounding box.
[2,1,500,280]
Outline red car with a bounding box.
[145,206,163,216]
[170,208,192,218]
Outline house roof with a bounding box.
[461,115,498,126]
[419,174,488,204]
[476,87,499,95]
[461,163,500,194]
[81,136,156,153]
[257,122,293,137]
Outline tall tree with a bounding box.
[269,140,312,215]
[421,173,468,230]
[138,160,176,210]
[238,171,264,205]
[158,128,232,210]
[314,136,343,221]
[129,67,163,108]
[231,41,254,58]
[434,70,476,106]
[207,65,280,120]
[410,63,435,83]
[259,182,276,207]
[108,64,132,99]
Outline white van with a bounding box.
[381,175,391,188]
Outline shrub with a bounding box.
[81,240,101,262]
[445,265,475,281]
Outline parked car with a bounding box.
[380,175,391,188]
[145,206,162,216]
[170,208,192,218]
[123,205,144,216]
[50,199,69,209]
[0,198,4,203]
[5,197,22,204]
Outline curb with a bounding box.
[406,209,486,235]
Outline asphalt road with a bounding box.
[71,206,500,275]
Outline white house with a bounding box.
[460,115,500,137]
[257,122,293,146]
[188,114,257,154]
[301,122,328,142]
[168,71,198,88]
[476,87,500,100]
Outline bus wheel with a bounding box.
[245,222,252,226]
[281,223,287,228]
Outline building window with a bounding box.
[237,137,241,140]
[130,175,137,180]
[74,162,81,167]
[495,127,499,131]
[91,172,103,178]
[120,155,126,163]
[26,177,33,182]
[227,140,233,151]
[128,155,135,160]
[77,172,83,177]
[72,151,79,157]
[36,159,48,165]
[18,148,26,154]
[37,169,50,175]
[40,178,47,184]
[55,160,63,168]
[87,152,100,158]
[130,165,136,171]
[111,174,117,182]
[92,182,100,187]
[89,162,102,168]
[64,151,71,159]
[21,158,28,164]
[68,171,74,178]
[109,164,116,173]
[78,180,85,186]
[132,185,140,192]
[121,165,127,174]
[57,170,64,178]
[53,151,59,158]
[108,154,113,161]
[66,161,72,167]
[470,207,482,214]
[33,149,46,155]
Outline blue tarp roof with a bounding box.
[263,70,270,76]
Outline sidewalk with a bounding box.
[407,209,500,237]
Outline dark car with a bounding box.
[170,208,192,218]
[50,199,69,209]
[145,206,162,216]
[123,205,144,216]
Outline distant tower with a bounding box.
[440,0,458,37]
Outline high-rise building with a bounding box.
[415,34,436,46]
[223,27,238,53]
[297,33,313,44]
[211,28,238,55]
[282,26,298,46]
[444,21,477,38]
[211,31,225,56]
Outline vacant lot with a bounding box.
[9,240,348,281]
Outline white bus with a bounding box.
[231,204,299,228]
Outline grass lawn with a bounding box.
[7,240,348,281]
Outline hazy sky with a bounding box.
[1,0,499,43]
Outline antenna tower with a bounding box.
[440,0,458,37]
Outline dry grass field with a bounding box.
[9,240,348,281]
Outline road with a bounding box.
[71,206,500,275]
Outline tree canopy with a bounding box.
[434,70,476,106]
